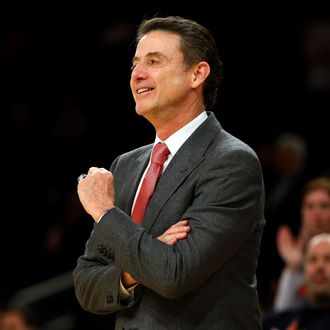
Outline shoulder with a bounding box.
[205,111,258,159]
[210,128,261,174]
[219,129,257,156]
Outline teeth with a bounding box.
[137,88,151,94]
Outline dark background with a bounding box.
[1,1,330,328]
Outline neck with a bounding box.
[147,100,205,141]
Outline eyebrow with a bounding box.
[132,52,167,64]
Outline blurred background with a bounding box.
[1,1,330,329]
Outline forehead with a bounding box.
[303,189,330,203]
[135,30,182,57]
[306,240,330,257]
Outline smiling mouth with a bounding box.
[137,87,154,94]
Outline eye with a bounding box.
[130,64,137,71]
[149,59,159,66]
[309,256,317,263]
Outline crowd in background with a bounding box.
[1,1,330,329]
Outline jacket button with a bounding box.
[106,295,113,303]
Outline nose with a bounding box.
[315,259,327,271]
[131,63,148,81]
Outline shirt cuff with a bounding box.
[119,279,138,301]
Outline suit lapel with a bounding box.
[121,146,153,215]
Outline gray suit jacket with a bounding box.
[73,112,265,329]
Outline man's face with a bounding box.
[130,30,194,120]
[302,189,330,237]
[305,239,330,300]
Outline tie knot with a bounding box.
[151,143,170,165]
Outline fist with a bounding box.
[77,167,115,222]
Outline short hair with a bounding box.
[302,176,330,200]
[136,15,223,110]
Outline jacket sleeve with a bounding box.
[73,155,141,314]
[72,223,142,314]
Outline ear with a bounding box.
[191,61,210,88]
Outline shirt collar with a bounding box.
[154,111,208,157]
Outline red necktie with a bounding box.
[132,142,170,224]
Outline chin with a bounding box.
[135,105,153,117]
[135,104,144,115]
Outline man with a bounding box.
[262,233,330,329]
[73,15,265,329]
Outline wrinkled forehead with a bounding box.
[136,30,182,56]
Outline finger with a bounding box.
[174,226,191,235]
[172,220,189,227]
[158,231,189,243]
[88,167,99,174]
[172,232,189,239]
[164,238,177,246]
[88,167,111,177]
[164,225,190,236]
